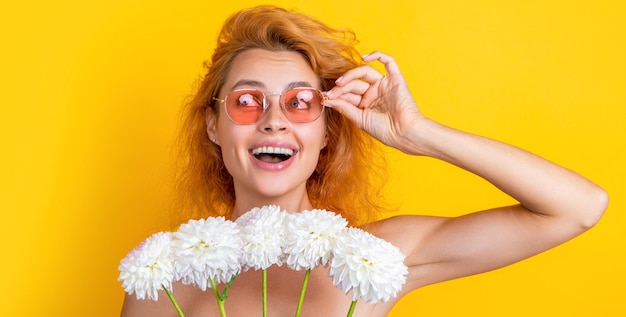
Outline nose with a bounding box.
[258,94,290,133]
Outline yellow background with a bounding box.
[1,0,624,316]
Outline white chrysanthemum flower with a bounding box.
[236,205,287,271]
[329,227,408,304]
[118,231,174,301]
[284,209,348,270]
[172,217,243,291]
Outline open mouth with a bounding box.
[251,146,295,163]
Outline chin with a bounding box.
[252,180,307,200]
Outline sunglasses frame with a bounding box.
[213,87,327,124]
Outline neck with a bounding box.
[230,186,315,220]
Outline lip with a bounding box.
[249,141,298,171]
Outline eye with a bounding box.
[236,93,262,108]
[287,90,314,109]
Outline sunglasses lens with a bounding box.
[282,88,324,123]
[225,90,264,124]
[223,88,324,124]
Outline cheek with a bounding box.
[215,120,247,162]
[306,127,325,147]
[299,124,328,164]
[218,134,248,182]
[319,123,328,148]
[215,116,241,144]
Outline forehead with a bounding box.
[222,49,321,93]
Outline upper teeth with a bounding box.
[252,146,294,156]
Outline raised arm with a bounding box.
[325,51,608,289]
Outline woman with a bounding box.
[121,5,607,317]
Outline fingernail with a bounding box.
[335,76,343,84]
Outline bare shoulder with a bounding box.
[358,215,450,293]
[361,215,447,262]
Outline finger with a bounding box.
[323,98,363,128]
[327,79,370,99]
[361,51,402,77]
[324,91,363,109]
[335,64,384,86]
[334,92,363,107]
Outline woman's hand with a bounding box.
[325,51,425,154]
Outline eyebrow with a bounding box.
[230,80,314,92]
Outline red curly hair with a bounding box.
[172,5,388,226]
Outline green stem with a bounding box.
[162,286,185,317]
[346,300,357,317]
[262,269,268,317]
[210,279,227,317]
[295,269,311,317]
[220,273,238,302]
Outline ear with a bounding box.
[206,108,219,145]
